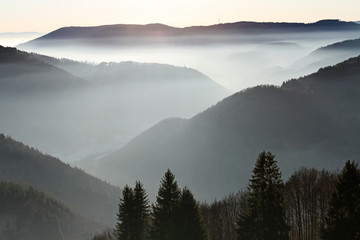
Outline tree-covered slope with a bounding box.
[0,134,121,226]
[0,182,99,240]
[95,56,360,200]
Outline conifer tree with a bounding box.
[177,187,207,240]
[115,181,150,240]
[322,160,360,240]
[237,151,289,240]
[150,169,181,240]
[116,185,134,240]
[133,180,150,240]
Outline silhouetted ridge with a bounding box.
[283,55,360,90]
[0,45,44,64]
[19,20,360,48]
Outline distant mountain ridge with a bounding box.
[315,38,360,51]
[290,38,360,75]
[33,20,360,39]
[94,55,360,201]
[19,20,360,48]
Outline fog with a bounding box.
[18,30,360,90]
[0,59,228,167]
[0,32,43,47]
[3,29,360,172]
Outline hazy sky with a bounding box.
[1,0,360,32]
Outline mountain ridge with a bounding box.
[94,55,360,201]
[19,19,360,48]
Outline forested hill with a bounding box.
[0,182,99,240]
[315,38,360,52]
[0,45,88,97]
[0,134,121,226]
[95,56,360,201]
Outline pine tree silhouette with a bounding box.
[237,151,289,240]
[322,160,360,240]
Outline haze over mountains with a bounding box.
[0,46,88,96]
[94,56,360,200]
[290,38,360,73]
[0,32,43,47]
[1,18,360,239]
[0,45,229,163]
[17,20,360,91]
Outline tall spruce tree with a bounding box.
[115,181,150,240]
[116,185,134,240]
[150,169,181,240]
[237,151,289,240]
[322,160,360,240]
[133,180,150,240]
[177,187,207,240]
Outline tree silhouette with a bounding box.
[237,151,289,240]
[150,169,181,240]
[115,185,134,240]
[115,181,150,240]
[177,187,207,240]
[322,160,360,240]
[133,181,150,240]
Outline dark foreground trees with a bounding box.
[237,151,289,240]
[114,169,206,240]
[150,169,207,240]
[177,187,207,240]
[111,153,357,240]
[150,169,181,240]
[115,181,149,240]
[322,160,360,240]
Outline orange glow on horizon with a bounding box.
[1,0,359,33]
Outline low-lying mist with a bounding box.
[18,30,360,91]
[3,28,360,178]
[0,58,228,165]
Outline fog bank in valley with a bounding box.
[18,30,360,91]
[0,47,229,165]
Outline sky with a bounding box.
[1,0,360,33]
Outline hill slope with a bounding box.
[95,56,360,200]
[0,134,121,226]
[0,45,88,97]
[0,182,99,240]
[290,38,360,75]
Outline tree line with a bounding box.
[92,151,360,240]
